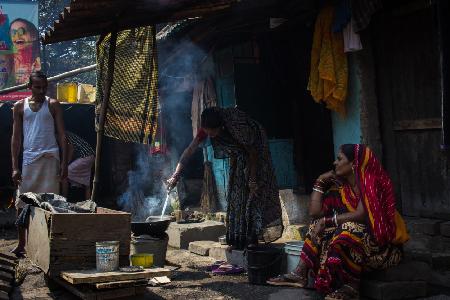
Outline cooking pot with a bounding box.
[131,216,172,237]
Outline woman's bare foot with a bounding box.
[267,261,308,288]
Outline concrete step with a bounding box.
[188,240,219,256]
[432,253,450,271]
[167,221,226,249]
[441,222,450,237]
[404,217,443,236]
[361,280,427,300]
[431,271,450,289]
[363,261,431,282]
[404,233,450,253]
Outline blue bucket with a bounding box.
[284,241,304,274]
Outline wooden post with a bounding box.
[438,0,450,152]
[91,29,118,202]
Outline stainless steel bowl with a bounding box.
[218,235,227,245]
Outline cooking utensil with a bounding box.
[131,216,172,237]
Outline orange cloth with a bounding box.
[308,5,348,114]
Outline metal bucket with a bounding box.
[96,241,119,272]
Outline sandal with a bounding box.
[325,285,359,300]
[266,272,307,288]
[206,261,226,271]
[212,264,245,275]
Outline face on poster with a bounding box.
[0,1,40,100]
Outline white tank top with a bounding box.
[23,97,60,165]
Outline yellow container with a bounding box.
[57,82,78,103]
[77,84,96,103]
[130,253,153,268]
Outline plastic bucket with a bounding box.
[57,82,78,103]
[96,241,119,272]
[285,241,304,274]
[130,253,154,268]
[130,234,168,267]
[247,246,282,285]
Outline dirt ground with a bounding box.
[0,227,317,300]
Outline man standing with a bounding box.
[10,71,67,256]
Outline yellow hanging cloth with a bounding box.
[307,5,348,115]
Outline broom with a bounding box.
[200,153,218,214]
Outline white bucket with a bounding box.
[284,241,304,274]
[96,241,119,272]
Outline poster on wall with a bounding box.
[0,1,40,101]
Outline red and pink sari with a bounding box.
[301,145,409,293]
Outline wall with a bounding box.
[331,55,362,156]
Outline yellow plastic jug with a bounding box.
[57,82,78,103]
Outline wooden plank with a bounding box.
[94,279,148,290]
[393,118,442,131]
[0,251,19,262]
[55,277,147,300]
[53,277,95,300]
[0,257,16,268]
[0,280,12,293]
[61,268,170,284]
[0,272,13,283]
[0,265,14,275]
[0,291,9,300]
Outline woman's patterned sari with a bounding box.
[210,108,283,250]
[300,145,409,294]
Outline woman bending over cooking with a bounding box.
[167,107,283,250]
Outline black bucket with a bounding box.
[247,246,282,285]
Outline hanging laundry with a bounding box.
[191,76,217,137]
[351,0,383,33]
[332,0,352,33]
[308,5,348,115]
[343,19,363,52]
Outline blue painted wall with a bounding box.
[269,139,297,189]
[331,55,361,156]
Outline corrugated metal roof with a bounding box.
[42,0,238,44]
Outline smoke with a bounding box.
[117,38,209,221]
[117,144,172,221]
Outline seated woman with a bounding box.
[268,144,409,300]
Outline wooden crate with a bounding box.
[26,207,131,277]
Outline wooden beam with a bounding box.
[393,118,442,131]
[43,0,237,44]
[61,268,170,284]
[91,28,118,203]
[0,64,97,95]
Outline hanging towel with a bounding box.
[308,5,348,115]
[343,19,363,52]
[332,0,352,33]
[191,76,217,137]
[351,0,383,33]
